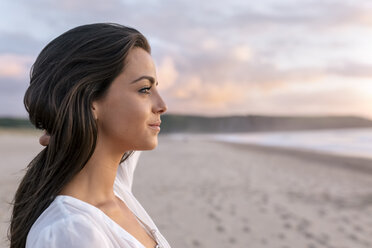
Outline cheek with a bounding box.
[121,98,148,124]
[101,96,148,135]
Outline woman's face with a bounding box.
[92,47,168,152]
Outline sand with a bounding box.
[1,130,372,248]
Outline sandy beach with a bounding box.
[1,130,372,248]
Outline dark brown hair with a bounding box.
[8,23,151,248]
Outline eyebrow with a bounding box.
[130,76,159,86]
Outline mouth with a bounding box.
[148,121,161,131]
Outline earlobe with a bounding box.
[91,102,99,121]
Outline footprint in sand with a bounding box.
[207,211,221,223]
[277,232,286,240]
[229,204,236,216]
[348,233,359,242]
[214,205,222,212]
[296,219,311,232]
[242,225,250,233]
[341,216,350,224]
[337,226,345,233]
[303,231,314,240]
[241,217,249,223]
[362,240,371,247]
[351,213,359,220]
[205,196,213,203]
[260,238,268,245]
[261,194,269,205]
[280,213,291,220]
[317,208,327,217]
[283,222,292,230]
[191,239,201,247]
[315,233,329,245]
[274,204,284,213]
[259,206,267,214]
[216,225,225,233]
[353,224,363,233]
[228,237,236,244]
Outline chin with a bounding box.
[138,138,158,151]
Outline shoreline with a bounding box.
[163,132,372,175]
[213,140,372,175]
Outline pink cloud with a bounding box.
[0,54,34,79]
[156,56,178,90]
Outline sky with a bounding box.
[1,0,372,119]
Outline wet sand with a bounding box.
[1,130,372,248]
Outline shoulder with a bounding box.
[26,197,110,248]
[26,214,108,248]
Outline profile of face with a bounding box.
[92,47,167,152]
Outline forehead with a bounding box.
[122,47,156,79]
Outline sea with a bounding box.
[168,128,372,160]
[211,128,372,159]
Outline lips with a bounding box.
[149,121,161,126]
[148,121,161,131]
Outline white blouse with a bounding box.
[26,151,171,248]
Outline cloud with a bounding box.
[225,0,372,31]
[156,56,178,90]
[0,53,33,117]
[327,62,372,78]
[0,31,44,55]
[0,77,29,117]
[169,44,327,92]
[232,44,252,62]
[253,83,370,117]
[171,76,201,100]
[0,54,34,79]
[169,74,246,108]
[201,82,247,107]
[201,38,219,52]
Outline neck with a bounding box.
[59,137,126,206]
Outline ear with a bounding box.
[91,101,99,121]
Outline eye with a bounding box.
[139,86,151,94]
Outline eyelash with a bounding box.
[139,86,152,94]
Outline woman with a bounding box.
[9,23,170,248]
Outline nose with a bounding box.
[153,92,168,114]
